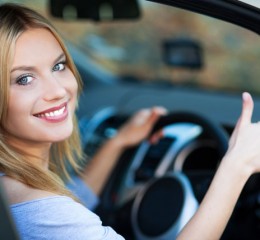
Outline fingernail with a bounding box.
[242,92,249,101]
[153,107,167,115]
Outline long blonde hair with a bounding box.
[0,3,84,197]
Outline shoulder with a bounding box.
[2,177,124,239]
[1,176,57,205]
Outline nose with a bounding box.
[42,73,67,101]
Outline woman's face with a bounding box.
[4,28,78,147]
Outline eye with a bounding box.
[53,62,65,72]
[16,74,34,86]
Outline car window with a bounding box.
[239,0,260,8]
[4,0,260,95]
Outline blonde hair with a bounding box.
[0,3,83,197]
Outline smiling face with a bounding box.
[4,27,78,149]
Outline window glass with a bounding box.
[3,0,260,95]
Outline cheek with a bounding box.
[8,90,26,116]
[8,86,36,109]
[61,68,78,90]
[71,76,78,97]
[3,91,29,131]
[65,72,79,109]
[6,86,39,125]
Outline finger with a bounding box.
[149,130,164,144]
[147,106,168,124]
[229,92,253,147]
[152,106,168,115]
[132,107,167,126]
[239,92,254,127]
[131,109,151,126]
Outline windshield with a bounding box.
[239,0,260,9]
[4,0,260,94]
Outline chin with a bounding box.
[53,132,73,142]
[45,127,74,143]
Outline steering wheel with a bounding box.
[96,111,229,239]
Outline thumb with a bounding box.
[239,92,254,127]
[229,92,254,147]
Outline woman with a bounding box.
[0,3,165,239]
[0,3,259,240]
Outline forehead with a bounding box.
[12,28,63,68]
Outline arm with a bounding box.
[177,92,259,240]
[81,107,166,195]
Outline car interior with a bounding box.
[1,0,260,239]
[0,181,20,240]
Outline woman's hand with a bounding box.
[113,107,167,149]
[82,106,167,195]
[224,92,260,175]
[177,92,260,240]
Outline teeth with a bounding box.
[39,106,65,118]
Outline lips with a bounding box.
[33,102,69,123]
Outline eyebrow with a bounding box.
[11,53,66,73]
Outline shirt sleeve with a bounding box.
[66,174,99,210]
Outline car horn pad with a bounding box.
[131,172,198,240]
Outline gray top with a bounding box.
[11,196,124,240]
[0,173,124,240]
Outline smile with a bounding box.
[37,106,65,118]
[34,103,69,123]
